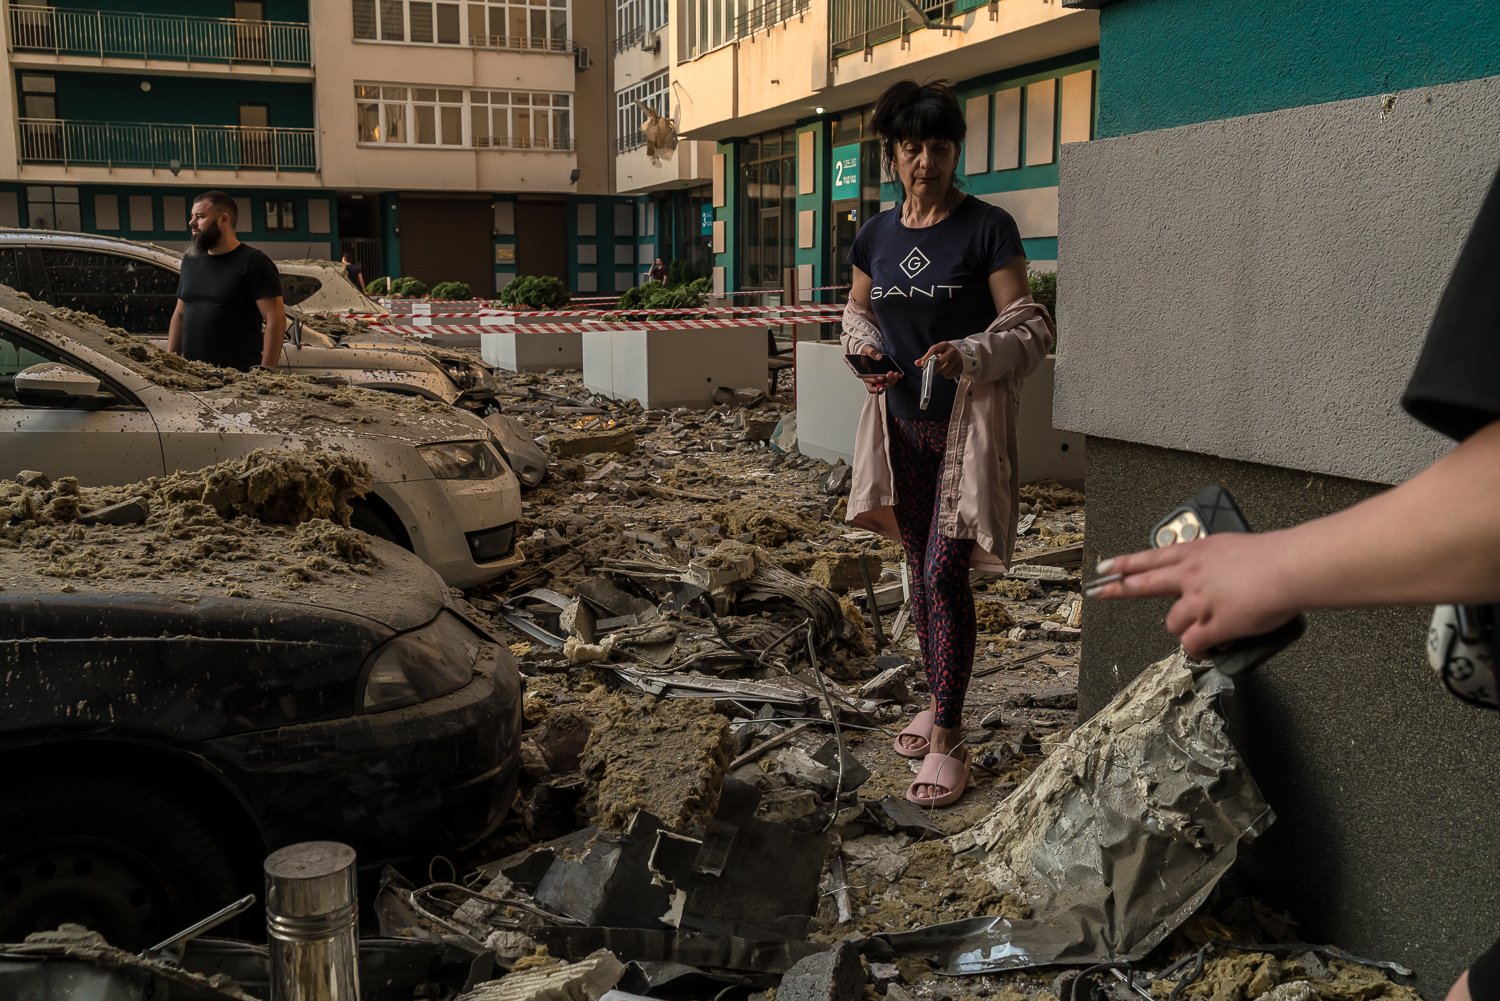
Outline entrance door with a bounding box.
[238,103,272,168]
[18,74,60,162]
[514,200,567,285]
[399,198,493,294]
[829,199,860,291]
[233,1,268,62]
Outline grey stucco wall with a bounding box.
[1079,439,1500,992]
[1055,74,1500,486]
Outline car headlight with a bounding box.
[360,611,484,712]
[418,441,505,480]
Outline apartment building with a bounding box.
[0,0,651,295]
[615,0,1100,297]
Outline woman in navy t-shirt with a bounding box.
[844,80,1042,809]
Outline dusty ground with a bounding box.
[432,366,1416,1001]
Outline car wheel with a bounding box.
[0,772,241,951]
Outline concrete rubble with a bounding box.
[0,365,1424,1001]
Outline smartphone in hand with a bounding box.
[1151,486,1306,676]
[845,353,901,377]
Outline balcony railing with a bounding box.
[468,33,571,54]
[8,5,312,68]
[734,0,811,39]
[830,0,958,58]
[19,119,318,172]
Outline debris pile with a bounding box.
[0,450,378,593]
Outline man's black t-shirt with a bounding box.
[1402,169,1500,439]
[177,243,283,371]
[848,195,1024,420]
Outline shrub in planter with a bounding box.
[364,276,392,296]
[497,275,570,309]
[616,277,710,313]
[430,280,473,300]
[390,276,428,298]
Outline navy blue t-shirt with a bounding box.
[849,196,1024,419]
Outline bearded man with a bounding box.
[168,191,286,370]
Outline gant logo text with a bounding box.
[900,246,931,278]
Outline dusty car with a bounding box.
[0,463,523,951]
[0,229,547,485]
[0,289,525,587]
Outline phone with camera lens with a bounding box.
[1151,486,1306,676]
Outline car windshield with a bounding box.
[277,261,380,314]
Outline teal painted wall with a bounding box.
[1,182,335,249]
[713,140,738,293]
[46,1,308,21]
[795,118,828,294]
[381,194,400,278]
[1098,0,1500,138]
[956,52,1097,201]
[568,195,646,294]
[46,71,313,126]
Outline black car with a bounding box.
[0,539,523,951]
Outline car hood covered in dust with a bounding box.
[2,291,495,450]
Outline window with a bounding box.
[613,0,666,51]
[353,0,463,44]
[737,128,796,289]
[353,0,568,50]
[356,85,467,147]
[468,0,570,51]
[615,72,669,153]
[26,186,80,231]
[470,90,572,150]
[34,249,179,335]
[266,200,297,231]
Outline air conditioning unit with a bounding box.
[640,31,661,54]
[574,45,591,70]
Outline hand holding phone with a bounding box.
[1146,486,1306,676]
[845,352,901,377]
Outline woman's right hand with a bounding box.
[856,345,903,395]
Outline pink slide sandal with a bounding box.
[906,749,970,808]
[892,709,935,758]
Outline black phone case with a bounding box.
[845,353,899,376]
[1150,486,1306,676]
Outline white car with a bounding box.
[0,289,525,588]
[0,229,548,486]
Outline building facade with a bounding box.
[622,0,1100,298]
[0,0,647,294]
[1055,0,1500,990]
[0,1,1099,298]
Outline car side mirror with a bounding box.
[14,362,114,410]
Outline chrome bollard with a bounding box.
[264,841,361,1001]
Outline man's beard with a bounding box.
[188,221,222,255]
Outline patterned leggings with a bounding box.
[889,415,976,730]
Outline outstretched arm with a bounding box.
[1090,419,1500,657]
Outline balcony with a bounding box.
[830,0,976,58]
[18,119,317,173]
[8,5,312,69]
[734,0,811,39]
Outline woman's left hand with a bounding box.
[916,341,963,379]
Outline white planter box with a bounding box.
[582,324,769,410]
[480,329,584,371]
[794,342,1085,486]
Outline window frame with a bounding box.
[353,0,569,51]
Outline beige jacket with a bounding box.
[840,296,1054,572]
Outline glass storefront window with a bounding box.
[738,126,796,290]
